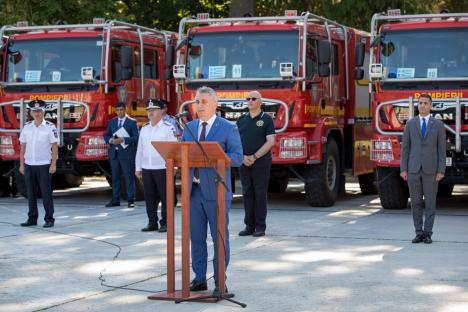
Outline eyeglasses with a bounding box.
[246,97,258,102]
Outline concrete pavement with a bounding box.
[1,178,467,312]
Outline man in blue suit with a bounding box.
[181,86,243,292]
[104,102,139,208]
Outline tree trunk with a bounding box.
[229,0,256,17]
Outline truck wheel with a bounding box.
[14,167,28,198]
[268,176,289,193]
[437,183,454,197]
[0,160,13,197]
[304,139,340,207]
[377,167,408,209]
[358,171,378,195]
[63,174,84,188]
[0,176,9,197]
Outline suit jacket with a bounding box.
[182,116,243,201]
[400,115,446,175]
[104,116,139,160]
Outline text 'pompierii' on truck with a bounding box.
[369,10,468,209]
[173,11,375,206]
[0,19,177,197]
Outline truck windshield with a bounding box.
[187,30,299,80]
[379,28,468,79]
[6,37,102,83]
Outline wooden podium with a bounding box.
[148,141,230,302]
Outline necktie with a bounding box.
[194,122,208,180]
[421,118,427,138]
[118,119,123,128]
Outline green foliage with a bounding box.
[0,0,467,32]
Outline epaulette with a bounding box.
[46,121,54,126]
[25,121,32,125]
[163,121,172,127]
[142,122,150,127]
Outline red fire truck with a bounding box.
[369,10,468,209]
[172,11,375,206]
[0,19,177,197]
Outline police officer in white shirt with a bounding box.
[136,99,177,232]
[19,99,59,228]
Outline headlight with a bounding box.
[281,138,304,148]
[373,140,392,150]
[0,136,13,145]
[87,136,106,145]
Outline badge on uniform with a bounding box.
[53,129,58,138]
[256,120,264,127]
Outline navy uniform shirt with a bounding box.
[236,111,275,160]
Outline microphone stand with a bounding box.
[173,116,246,308]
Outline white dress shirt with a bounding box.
[19,120,59,165]
[135,119,177,171]
[109,116,127,145]
[197,114,217,140]
[419,115,430,129]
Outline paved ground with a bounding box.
[1,178,467,312]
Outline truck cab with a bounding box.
[369,10,468,209]
[0,19,177,196]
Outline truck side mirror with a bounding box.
[354,68,364,80]
[165,46,174,79]
[176,37,188,51]
[355,42,365,67]
[319,64,330,77]
[318,40,331,64]
[120,46,133,80]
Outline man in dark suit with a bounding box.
[400,93,446,244]
[181,86,243,293]
[104,102,139,208]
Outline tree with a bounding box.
[229,0,256,17]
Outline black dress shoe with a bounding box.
[20,220,37,227]
[190,279,207,291]
[128,202,135,208]
[43,221,54,228]
[412,234,424,243]
[253,230,265,237]
[158,225,167,233]
[105,202,120,208]
[141,224,158,232]
[238,228,254,236]
[423,235,432,244]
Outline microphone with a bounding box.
[175,111,190,118]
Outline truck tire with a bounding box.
[437,183,454,197]
[304,139,341,207]
[358,171,378,195]
[377,167,408,209]
[0,176,9,197]
[268,176,289,193]
[0,160,13,197]
[14,167,28,198]
[63,174,84,188]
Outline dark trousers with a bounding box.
[190,184,230,282]
[110,157,135,203]
[142,169,167,226]
[25,164,54,223]
[240,157,271,232]
[408,171,439,236]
